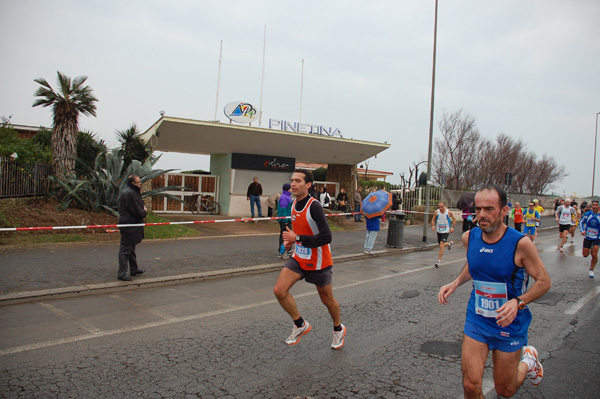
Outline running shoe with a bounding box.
[559,247,564,253]
[448,241,454,250]
[277,253,284,259]
[435,259,441,268]
[522,345,543,386]
[331,324,346,350]
[589,269,595,278]
[285,321,311,346]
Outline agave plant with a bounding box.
[49,148,186,216]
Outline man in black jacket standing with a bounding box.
[117,175,147,281]
[246,176,264,218]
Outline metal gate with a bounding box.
[151,173,219,213]
[0,157,51,198]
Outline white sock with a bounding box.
[521,355,535,371]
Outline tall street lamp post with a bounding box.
[423,0,439,242]
[593,112,600,198]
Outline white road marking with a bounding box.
[39,302,101,334]
[110,294,178,321]
[565,285,600,315]
[0,235,593,356]
[0,264,435,356]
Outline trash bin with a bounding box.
[386,211,405,248]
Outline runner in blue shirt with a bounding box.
[438,185,551,398]
[579,199,600,278]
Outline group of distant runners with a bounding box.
[554,197,600,278]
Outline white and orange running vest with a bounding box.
[291,197,333,271]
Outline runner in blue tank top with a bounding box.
[438,185,551,398]
[579,199,600,278]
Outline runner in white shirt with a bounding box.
[555,199,576,253]
[431,201,456,267]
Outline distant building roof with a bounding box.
[295,162,393,182]
[9,124,50,139]
[140,116,390,165]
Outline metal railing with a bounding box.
[0,157,51,198]
[388,185,442,213]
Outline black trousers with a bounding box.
[279,221,292,253]
[118,244,140,277]
[514,222,523,232]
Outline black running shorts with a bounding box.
[284,258,333,287]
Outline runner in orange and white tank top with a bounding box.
[273,169,346,350]
[291,196,333,271]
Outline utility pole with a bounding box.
[423,0,439,242]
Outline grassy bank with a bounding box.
[0,197,199,246]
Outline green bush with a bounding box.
[313,167,327,181]
[0,118,52,164]
[359,180,393,192]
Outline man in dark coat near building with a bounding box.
[117,175,147,281]
[246,176,264,218]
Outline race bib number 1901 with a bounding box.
[473,280,508,318]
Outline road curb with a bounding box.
[0,244,437,306]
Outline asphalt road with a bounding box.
[0,220,443,296]
[0,226,598,398]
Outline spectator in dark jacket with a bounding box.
[117,175,147,281]
[246,177,263,218]
[308,185,319,200]
[391,193,401,211]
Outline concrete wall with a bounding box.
[210,153,293,216]
[208,158,358,216]
[210,154,232,214]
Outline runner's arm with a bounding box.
[495,237,552,328]
[438,231,471,305]
[580,212,588,234]
[293,201,332,248]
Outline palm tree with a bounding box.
[75,130,107,177]
[116,123,154,171]
[33,71,98,180]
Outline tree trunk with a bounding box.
[51,121,78,181]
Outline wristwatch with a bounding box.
[516,297,526,310]
[296,235,300,242]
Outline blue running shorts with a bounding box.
[464,319,527,352]
[523,225,536,236]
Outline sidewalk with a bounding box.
[0,214,557,305]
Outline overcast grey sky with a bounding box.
[2,0,599,197]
